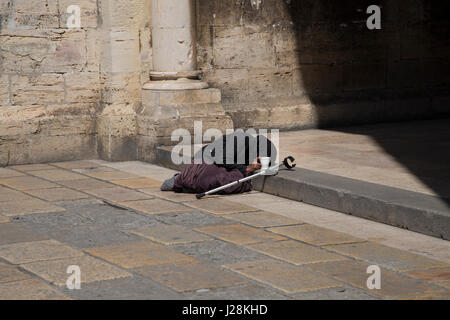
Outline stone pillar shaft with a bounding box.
[151,0,198,80]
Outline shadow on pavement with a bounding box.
[287,0,450,205]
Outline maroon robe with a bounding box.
[173,163,252,194]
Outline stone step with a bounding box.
[154,146,450,240]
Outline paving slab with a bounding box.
[95,160,178,181]
[57,179,116,190]
[170,240,268,266]
[0,279,69,300]
[83,187,153,202]
[74,204,161,230]
[326,242,450,272]
[406,268,450,288]
[194,224,287,245]
[24,187,90,202]
[128,225,210,245]
[21,255,132,286]
[61,275,183,300]
[246,240,348,266]
[0,186,34,202]
[268,224,365,246]
[437,281,450,290]
[0,176,58,191]
[305,260,447,299]
[85,241,195,269]
[135,261,248,292]
[0,223,48,245]
[153,211,234,228]
[10,164,55,172]
[0,264,32,283]
[46,225,147,249]
[290,285,381,300]
[139,188,197,202]
[28,169,85,182]
[67,208,160,230]
[77,168,139,180]
[0,168,25,178]
[111,178,163,189]
[0,239,83,264]
[0,199,65,216]
[118,199,190,215]
[225,211,303,228]
[50,160,101,170]
[11,210,94,233]
[184,283,289,300]
[405,292,450,300]
[185,198,260,215]
[223,259,340,294]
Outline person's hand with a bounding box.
[246,161,261,174]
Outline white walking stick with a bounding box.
[196,156,296,199]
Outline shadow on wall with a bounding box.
[287,0,450,204]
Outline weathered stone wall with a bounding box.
[1,0,449,164]
[0,0,152,165]
[197,0,450,130]
[0,0,100,165]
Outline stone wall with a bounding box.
[0,0,100,165]
[0,0,449,165]
[0,0,152,165]
[197,0,450,130]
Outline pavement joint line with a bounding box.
[262,224,370,247]
[76,241,267,295]
[12,262,70,294]
[13,255,128,297]
[221,260,347,295]
[194,226,288,246]
[0,250,80,298]
[4,165,266,217]
[76,243,187,294]
[228,220,306,229]
[2,167,118,204]
[0,167,168,217]
[296,261,429,299]
[47,166,200,207]
[0,184,39,198]
[304,258,450,297]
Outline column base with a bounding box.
[137,86,234,162]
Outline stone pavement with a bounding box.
[0,160,449,300]
[278,119,450,198]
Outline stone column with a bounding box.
[144,0,208,90]
[138,0,233,163]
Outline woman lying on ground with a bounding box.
[160,130,277,195]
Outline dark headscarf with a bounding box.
[198,129,277,175]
